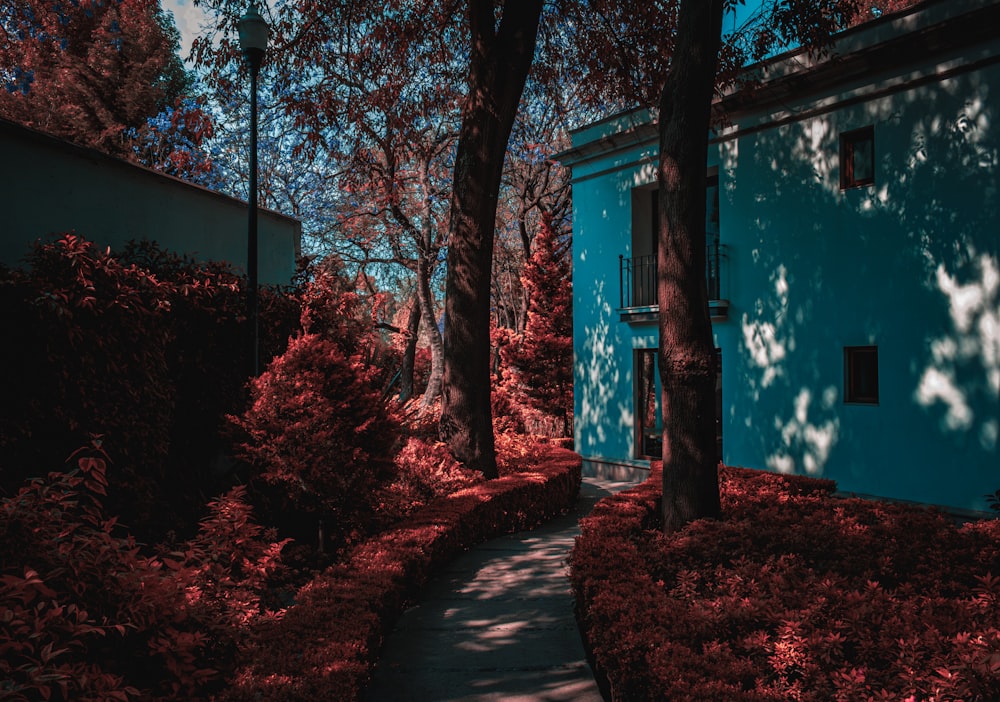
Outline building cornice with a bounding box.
[558,0,1000,169]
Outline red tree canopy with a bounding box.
[502,214,573,435]
[0,0,192,156]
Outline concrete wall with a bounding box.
[1,119,300,285]
[565,0,1000,511]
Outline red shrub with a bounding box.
[373,437,484,523]
[0,235,302,540]
[222,443,582,702]
[231,333,401,548]
[0,441,290,701]
[571,464,1000,701]
[0,235,175,526]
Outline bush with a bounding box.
[571,464,1000,701]
[372,436,484,526]
[0,441,288,701]
[231,333,401,549]
[0,235,301,540]
[221,443,582,702]
[0,235,176,533]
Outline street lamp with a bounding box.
[238,2,269,376]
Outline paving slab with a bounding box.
[363,474,639,702]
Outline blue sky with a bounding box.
[163,1,768,65]
[162,0,208,61]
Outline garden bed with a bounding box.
[221,443,582,702]
[570,463,1000,701]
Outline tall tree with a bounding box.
[438,0,543,477]
[655,0,726,531]
[0,0,194,157]
[567,0,866,531]
[501,213,573,436]
[192,0,462,409]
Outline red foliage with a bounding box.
[220,443,582,702]
[373,437,484,523]
[571,464,1000,701]
[0,235,175,527]
[230,332,401,548]
[0,441,289,700]
[0,235,300,540]
[500,214,573,437]
[0,0,193,158]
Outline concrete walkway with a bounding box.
[363,473,638,702]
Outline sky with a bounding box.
[162,0,767,66]
[163,0,213,62]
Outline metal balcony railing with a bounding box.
[619,242,728,309]
[619,253,658,308]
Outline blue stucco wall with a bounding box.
[567,9,999,511]
[570,112,660,465]
[720,61,999,511]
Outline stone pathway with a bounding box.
[363,474,637,702]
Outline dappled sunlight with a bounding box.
[632,161,657,189]
[767,386,840,475]
[741,264,792,392]
[576,279,634,456]
[915,249,1000,449]
[790,118,835,194]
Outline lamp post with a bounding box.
[238,2,269,376]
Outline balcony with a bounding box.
[619,242,729,323]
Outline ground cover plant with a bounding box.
[571,463,1000,701]
[222,442,581,702]
[0,436,579,701]
[0,233,580,700]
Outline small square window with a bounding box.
[840,126,875,189]
[845,346,878,404]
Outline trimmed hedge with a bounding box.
[220,444,582,702]
[571,463,1000,701]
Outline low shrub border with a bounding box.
[221,443,582,702]
[570,463,1000,701]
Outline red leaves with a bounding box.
[223,443,581,702]
[1,443,291,701]
[231,331,400,550]
[1,235,304,540]
[498,214,573,436]
[0,0,192,158]
[571,464,1000,700]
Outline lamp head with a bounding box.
[238,3,269,73]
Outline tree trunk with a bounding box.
[440,0,543,478]
[657,0,724,533]
[418,249,445,411]
[398,300,421,403]
[417,156,446,412]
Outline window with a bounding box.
[634,349,723,460]
[840,126,875,189]
[845,346,878,404]
[623,173,721,310]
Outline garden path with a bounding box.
[362,470,640,702]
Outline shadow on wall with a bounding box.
[728,67,998,508]
[575,278,636,458]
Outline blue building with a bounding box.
[560,0,999,513]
